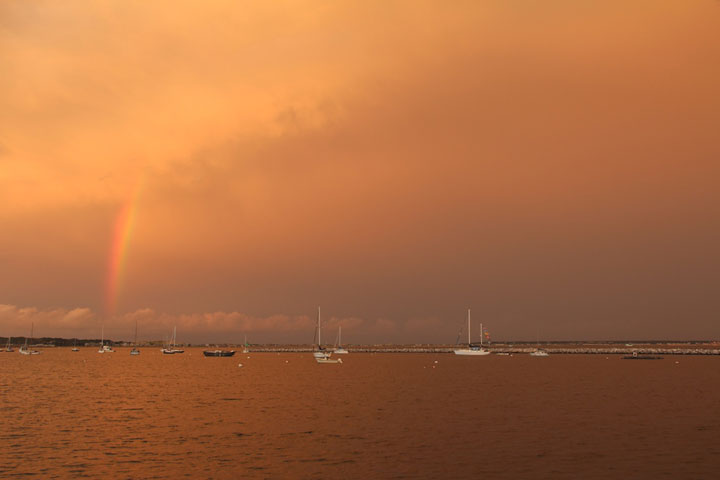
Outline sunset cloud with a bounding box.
[0,304,425,344]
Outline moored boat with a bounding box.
[130,319,140,355]
[333,326,349,355]
[454,309,490,356]
[530,349,549,357]
[19,323,41,355]
[98,326,114,353]
[203,350,236,357]
[316,356,342,364]
[161,326,184,354]
[314,307,340,364]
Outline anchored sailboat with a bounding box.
[4,337,13,352]
[19,323,41,355]
[130,319,140,355]
[313,307,341,364]
[161,326,184,354]
[529,328,549,356]
[98,326,114,353]
[453,309,490,356]
[333,326,348,355]
[529,336,549,356]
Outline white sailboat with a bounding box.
[453,309,490,356]
[333,326,348,355]
[161,326,184,354]
[71,339,79,352]
[98,326,114,353]
[529,349,549,357]
[130,319,140,355]
[242,334,249,354]
[5,337,13,352]
[313,307,341,364]
[529,329,549,356]
[19,323,41,355]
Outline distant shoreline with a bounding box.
[5,340,719,355]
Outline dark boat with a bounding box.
[203,350,236,357]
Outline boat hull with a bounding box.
[315,357,342,364]
[203,350,236,357]
[161,349,184,354]
[530,350,549,357]
[454,348,491,356]
[19,349,41,355]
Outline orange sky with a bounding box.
[1,1,719,343]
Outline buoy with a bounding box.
[238,363,243,368]
[434,360,438,364]
[285,360,288,363]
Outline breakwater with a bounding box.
[244,345,720,355]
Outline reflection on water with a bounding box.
[1,349,719,478]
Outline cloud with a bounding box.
[0,304,441,344]
[0,304,95,336]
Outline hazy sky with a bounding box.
[1,1,719,343]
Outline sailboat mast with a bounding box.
[339,325,342,346]
[317,306,321,347]
[467,309,471,345]
[134,319,138,346]
[101,325,104,347]
[480,322,483,347]
[26,323,33,347]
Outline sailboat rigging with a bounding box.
[313,307,341,364]
[19,322,41,355]
[98,325,114,353]
[161,326,184,354]
[453,309,490,356]
[130,319,140,355]
[333,325,348,354]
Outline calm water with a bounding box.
[1,349,719,479]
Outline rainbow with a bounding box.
[105,180,143,317]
